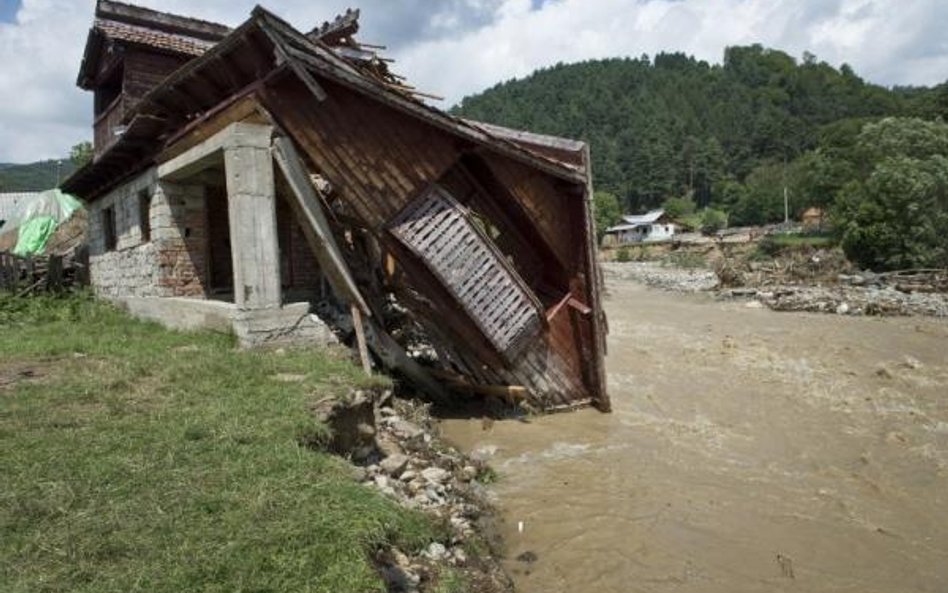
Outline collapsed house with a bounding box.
[63,0,609,411]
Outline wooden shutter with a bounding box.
[391,185,541,355]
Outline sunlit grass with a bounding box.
[0,293,437,593]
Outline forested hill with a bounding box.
[0,160,77,192]
[451,45,945,212]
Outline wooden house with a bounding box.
[605,209,677,244]
[63,1,609,411]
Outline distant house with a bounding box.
[0,192,40,230]
[605,209,677,244]
[801,207,825,230]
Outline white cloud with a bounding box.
[0,0,946,163]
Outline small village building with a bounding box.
[801,207,825,231]
[605,209,677,244]
[61,1,609,411]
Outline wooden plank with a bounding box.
[362,318,449,404]
[272,135,371,316]
[351,304,372,376]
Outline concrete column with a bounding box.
[223,125,281,309]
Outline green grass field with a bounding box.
[0,293,438,593]
[768,233,835,248]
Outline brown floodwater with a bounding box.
[442,276,948,593]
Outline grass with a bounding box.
[768,233,835,248]
[662,251,707,269]
[0,292,439,593]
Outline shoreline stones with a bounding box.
[363,398,512,593]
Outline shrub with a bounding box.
[615,246,631,262]
[700,208,728,235]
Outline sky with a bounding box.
[0,0,946,163]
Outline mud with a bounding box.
[442,276,948,592]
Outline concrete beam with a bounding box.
[158,122,272,181]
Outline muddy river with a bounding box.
[442,275,948,593]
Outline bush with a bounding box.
[662,195,696,219]
[700,208,728,234]
[615,246,631,262]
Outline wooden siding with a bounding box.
[261,76,459,229]
[124,49,191,102]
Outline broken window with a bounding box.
[390,185,541,356]
[139,189,152,243]
[102,206,117,252]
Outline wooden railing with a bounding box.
[93,95,127,158]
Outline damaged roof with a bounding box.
[66,2,587,198]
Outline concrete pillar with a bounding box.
[222,125,281,309]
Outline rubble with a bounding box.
[310,391,513,593]
[601,261,718,293]
[721,285,948,317]
[603,251,948,318]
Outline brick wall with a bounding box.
[88,168,209,299]
[276,194,321,293]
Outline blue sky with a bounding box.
[0,0,946,163]
[0,0,21,23]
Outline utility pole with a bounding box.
[784,186,789,225]
[56,159,62,187]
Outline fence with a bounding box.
[0,250,87,295]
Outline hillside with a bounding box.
[0,160,77,192]
[452,45,945,212]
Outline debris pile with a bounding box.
[606,251,948,318]
[601,261,718,293]
[311,391,513,593]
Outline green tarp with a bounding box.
[2,189,84,256]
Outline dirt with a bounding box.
[442,274,948,593]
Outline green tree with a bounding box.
[833,118,948,270]
[593,190,622,240]
[662,195,696,219]
[70,142,93,168]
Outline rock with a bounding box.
[460,465,478,482]
[399,469,418,482]
[380,453,410,476]
[836,302,850,315]
[379,565,420,592]
[377,435,405,458]
[424,542,447,561]
[421,467,450,483]
[390,419,424,440]
[452,547,467,564]
[745,300,764,309]
[470,445,498,462]
[516,551,539,564]
[374,475,390,490]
